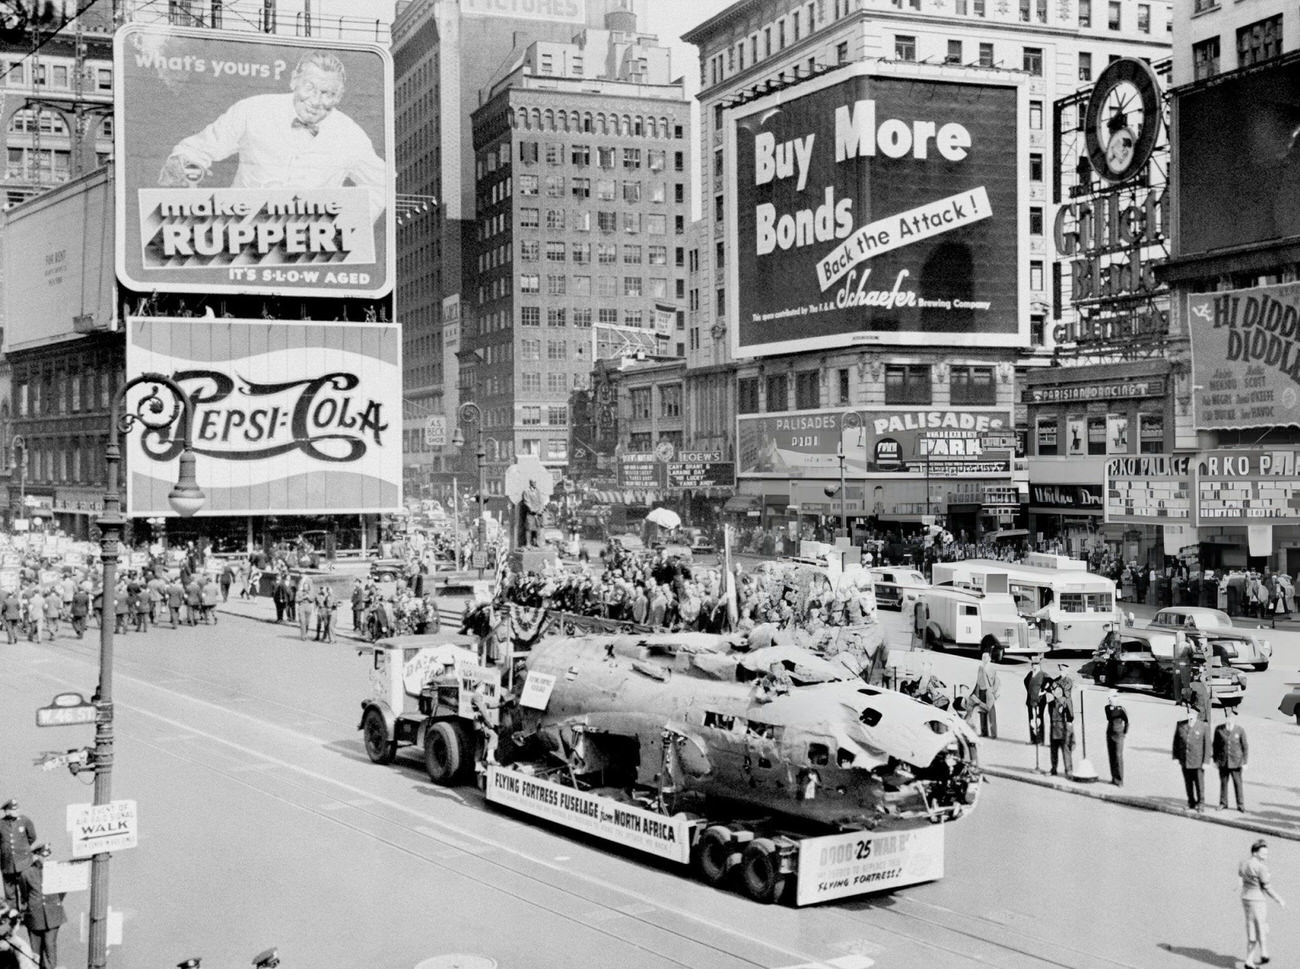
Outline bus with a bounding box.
[929,553,1119,654]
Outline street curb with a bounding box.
[981,762,1300,841]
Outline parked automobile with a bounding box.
[1278,689,1300,724]
[867,566,930,612]
[1148,606,1271,671]
[1083,627,1246,706]
[685,528,716,556]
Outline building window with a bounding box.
[836,41,849,65]
[545,143,562,165]
[1137,3,1150,33]
[571,144,589,166]
[1193,37,1220,80]
[1079,52,1092,81]
[1139,413,1164,454]
[545,241,565,262]
[660,385,682,418]
[544,175,563,197]
[950,366,995,405]
[1087,416,1107,455]
[1023,47,1043,76]
[1036,418,1058,456]
[547,308,566,327]
[738,377,759,414]
[1029,152,1043,182]
[1193,0,1218,11]
[520,273,539,293]
[631,388,651,419]
[546,339,566,360]
[521,306,540,326]
[895,35,916,61]
[522,405,542,425]
[623,212,641,234]
[520,239,539,261]
[623,148,641,169]
[946,39,962,64]
[1030,261,1044,291]
[520,207,539,228]
[521,338,541,361]
[518,174,538,195]
[571,177,590,198]
[1029,100,1043,130]
[1029,207,1044,235]
[765,373,788,412]
[624,245,642,264]
[622,180,641,203]
[794,371,820,410]
[597,146,615,168]
[1238,15,1283,68]
[572,242,590,264]
[546,274,566,295]
[1107,0,1120,30]
[884,365,930,405]
[545,209,564,230]
[978,42,993,67]
[597,243,616,264]
[624,276,642,297]
[1078,0,1091,27]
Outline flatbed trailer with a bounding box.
[484,763,945,906]
[359,635,952,906]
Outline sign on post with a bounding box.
[67,800,138,859]
[36,692,97,728]
[424,415,447,448]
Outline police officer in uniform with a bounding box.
[0,800,36,909]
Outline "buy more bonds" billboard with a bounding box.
[726,63,1027,357]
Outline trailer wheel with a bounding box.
[424,721,465,785]
[926,628,944,652]
[740,839,785,904]
[361,708,395,765]
[694,826,733,886]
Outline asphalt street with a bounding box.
[1,590,1297,969]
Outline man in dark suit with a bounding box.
[1024,657,1045,744]
[1213,705,1249,812]
[19,843,64,969]
[1104,691,1129,787]
[1173,705,1212,811]
[1046,684,1073,777]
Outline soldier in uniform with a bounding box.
[0,800,36,909]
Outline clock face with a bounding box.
[1084,59,1162,183]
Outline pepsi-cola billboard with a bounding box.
[726,63,1027,357]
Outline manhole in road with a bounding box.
[414,956,498,969]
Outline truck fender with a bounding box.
[358,700,396,740]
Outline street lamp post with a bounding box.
[10,434,26,525]
[841,411,863,543]
[88,373,206,969]
[452,402,486,576]
[836,440,847,537]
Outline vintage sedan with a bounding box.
[1148,606,1272,671]
[1083,628,1246,706]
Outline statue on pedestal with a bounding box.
[519,479,543,547]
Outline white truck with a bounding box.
[917,584,1031,662]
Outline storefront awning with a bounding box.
[723,494,762,513]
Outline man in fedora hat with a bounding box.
[0,801,35,909]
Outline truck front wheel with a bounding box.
[361,707,395,765]
[981,637,1005,663]
[694,826,734,886]
[740,838,786,904]
[424,721,466,785]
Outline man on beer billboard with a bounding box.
[114,24,394,299]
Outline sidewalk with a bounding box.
[214,592,1300,839]
[889,599,1300,841]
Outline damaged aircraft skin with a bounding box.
[516,632,981,831]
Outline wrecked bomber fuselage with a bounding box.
[516,633,980,831]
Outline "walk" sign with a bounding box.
[66,800,138,859]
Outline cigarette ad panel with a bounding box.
[736,408,1012,479]
[1188,281,1300,431]
[125,318,402,515]
[727,63,1026,357]
[114,24,394,299]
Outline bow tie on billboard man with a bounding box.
[158,51,386,222]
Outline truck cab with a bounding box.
[919,585,1029,663]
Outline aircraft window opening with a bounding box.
[747,720,780,740]
[808,743,830,766]
[926,720,950,734]
[704,711,736,730]
[758,756,772,769]
[860,708,883,728]
[837,748,856,767]
[856,687,882,696]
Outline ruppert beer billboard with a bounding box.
[1188,281,1300,432]
[125,318,402,516]
[726,62,1027,357]
[114,24,394,299]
